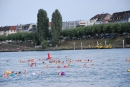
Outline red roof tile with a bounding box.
[10,26,16,30]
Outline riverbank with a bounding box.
[0,36,130,52]
[44,36,130,50]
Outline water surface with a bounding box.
[0,49,130,87]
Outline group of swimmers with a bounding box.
[20,58,94,69]
[2,71,22,77]
[2,56,130,78]
[42,58,94,68]
[2,69,65,78]
[20,59,37,67]
[2,57,94,78]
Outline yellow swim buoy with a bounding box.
[127,70,130,72]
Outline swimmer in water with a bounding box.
[58,72,61,76]
[40,71,43,75]
[83,63,86,67]
[62,61,64,64]
[2,73,7,78]
[10,71,15,76]
[19,71,21,74]
[45,65,49,68]
[24,70,26,74]
[57,66,60,68]
[15,72,19,76]
[91,64,94,66]
[42,62,46,64]
[61,72,65,75]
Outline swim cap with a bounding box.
[10,73,15,76]
[61,72,65,75]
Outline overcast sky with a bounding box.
[0,0,130,26]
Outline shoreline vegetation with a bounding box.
[0,36,130,52]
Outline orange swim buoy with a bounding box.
[48,53,51,59]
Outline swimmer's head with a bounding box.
[19,71,21,74]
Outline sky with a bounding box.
[0,0,130,26]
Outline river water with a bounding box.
[0,49,130,87]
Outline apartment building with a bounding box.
[62,20,79,30]
[90,13,111,25]
[9,26,17,34]
[109,10,130,23]
[0,26,10,36]
[16,24,24,33]
[79,20,87,26]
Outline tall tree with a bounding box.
[37,9,49,43]
[51,9,62,46]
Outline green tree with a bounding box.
[84,26,92,35]
[51,9,62,46]
[97,24,103,34]
[0,35,7,41]
[117,23,123,34]
[37,9,49,43]
[103,24,111,33]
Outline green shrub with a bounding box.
[41,40,48,49]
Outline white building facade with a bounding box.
[62,20,80,30]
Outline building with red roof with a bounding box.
[9,26,17,34]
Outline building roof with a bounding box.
[23,24,30,30]
[0,26,11,31]
[109,10,130,22]
[10,26,16,30]
[90,13,109,21]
